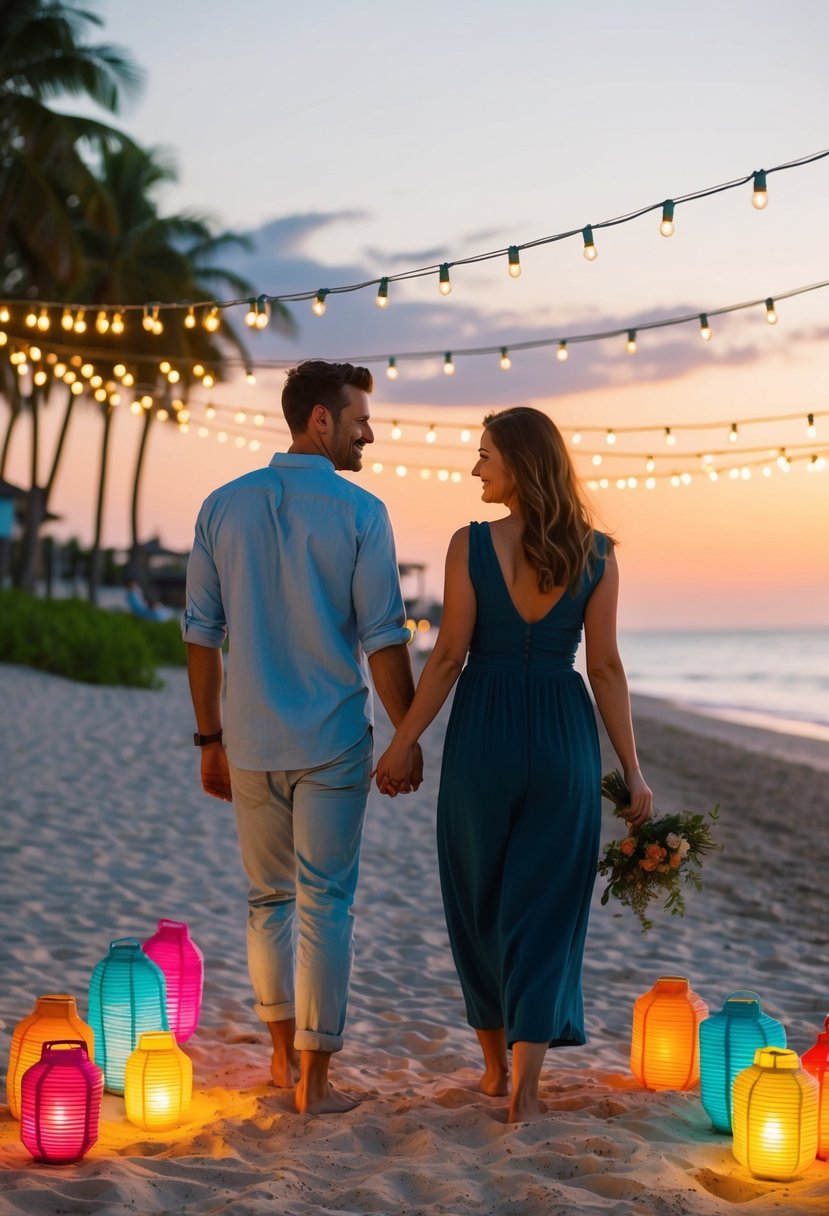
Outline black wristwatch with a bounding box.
[193,730,224,747]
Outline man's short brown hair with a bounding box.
[281,360,374,434]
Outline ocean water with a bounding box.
[616,628,829,741]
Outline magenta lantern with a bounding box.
[802,1015,829,1160]
[20,1040,103,1164]
[142,919,204,1043]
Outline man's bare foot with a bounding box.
[479,1066,509,1097]
[294,1080,360,1114]
[270,1048,300,1088]
[507,1096,548,1123]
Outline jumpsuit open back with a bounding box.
[436,521,607,1048]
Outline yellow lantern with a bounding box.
[630,976,708,1091]
[7,995,94,1119]
[124,1031,192,1131]
[732,1047,819,1180]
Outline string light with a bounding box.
[499,347,512,370]
[807,412,816,438]
[244,299,258,328]
[184,306,196,329]
[571,432,582,445]
[765,297,778,324]
[203,306,220,332]
[752,169,768,210]
[438,264,452,296]
[386,357,398,380]
[699,313,712,340]
[61,308,73,331]
[311,289,329,317]
[25,307,37,328]
[426,425,437,444]
[665,427,676,446]
[729,423,739,443]
[659,200,675,237]
[443,352,455,375]
[507,246,522,278]
[646,456,656,472]
[556,340,568,362]
[626,330,637,354]
[391,422,402,440]
[73,308,87,334]
[582,225,597,261]
[606,428,616,445]
[95,310,109,335]
[376,277,389,308]
[37,308,50,332]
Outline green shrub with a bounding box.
[0,591,178,687]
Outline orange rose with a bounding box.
[639,858,658,871]
[669,852,683,869]
[620,838,637,857]
[645,843,667,862]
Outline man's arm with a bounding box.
[367,643,422,792]
[186,641,232,802]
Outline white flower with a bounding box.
[677,838,691,857]
[666,832,681,849]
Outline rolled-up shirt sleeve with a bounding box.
[182,510,228,648]
[352,504,411,656]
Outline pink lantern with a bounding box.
[802,1015,829,1160]
[142,920,203,1043]
[20,1040,103,1164]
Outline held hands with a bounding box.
[372,738,424,797]
[622,767,653,829]
[201,743,232,802]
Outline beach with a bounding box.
[1,660,828,1215]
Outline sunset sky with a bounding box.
[5,0,829,628]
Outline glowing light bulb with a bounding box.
[729,423,738,443]
[571,432,582,445]
[646,476,656,489]
[217,431,228,443]
[807,412,816,438]
[167,369,180,384]
[142,305,154,332]
[460,429,471,443]
[244,299,258,327]
[438,263,452,295]
[659,200,675,237]
[386,357,398,380]
[193,364,204,377]
[95,310,109,334]
[556,341,568,362]
[30,347,42,362]
[94,387,107,402]
[626,330,637,354]
[699,314,712,341]
[74,308,87,334]
[372,461,383,474]
[665,427,676,446]
[443,352,455,375]
[765,297,777,324]
[111,311,124,335]
[606,429,616,445]
[426,425,437,444]
[507,246,521,278]
[254,413,264,425]
[234,411,246,424]
[184,307,196,329]
[645,456,655,472]
[70,380,83,395]
[33,369,47,386]
[159,360,171,374]
[0,305,9,322]
[376,277,389,308]
[202,372,215,388]
[592,454,602,467]
[752,169,768,210]
[61,308,73,330]
[437,469,449,482]
[25,308,37,328]
[582,225,597,261]
[204,307,220,332]
[396,464,407,477]
[312,289,329,316]
[246,371,256,385]
[205,405,216,419]
[391,422,402,440]
[499,347,512,370]
[777,448,790,470]
[37,308,50,332]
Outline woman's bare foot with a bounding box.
[507,1095,548,1123]
[479,1066,509,1097]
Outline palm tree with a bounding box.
[0,0,142,589]
[69,141,294,602]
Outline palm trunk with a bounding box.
[16,386,43,591]
[89,403,115,606]
[128,405,154,579]
[44,382,78,506]
[0,384,23,478]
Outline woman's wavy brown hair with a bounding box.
[482,406,607,592]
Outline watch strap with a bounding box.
[193,730,224,747]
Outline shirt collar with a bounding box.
[269,452,334,471]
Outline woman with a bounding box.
[374,406,652,1122]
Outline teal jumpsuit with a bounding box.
[436,522,606,1048]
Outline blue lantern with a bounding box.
[88,938,169,1093]
[700,990,786,1132]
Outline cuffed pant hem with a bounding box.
[294,1029,343,1053]
[255,1000,296,1023]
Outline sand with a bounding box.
[1,660,828,1215]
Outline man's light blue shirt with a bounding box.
[183,453,410,771]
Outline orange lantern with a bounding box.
[732,1047,818,1180]
[630,975,708,1090]
[124,1031,192,1131]
[802,1016,829,1160]
[7,995,94,1119]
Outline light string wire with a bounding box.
[5,276,829,375]
[1,147,828,316]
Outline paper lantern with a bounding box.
[732,1047,818,1180]
[700,991,786,1132]
[19,1040,103,1164]
[142,920,204,1043]
[124,1031,192,1131]
[88,937,168,1093]
[630,975,708,1091]
[6,994,94,1119]
[802,1015,829,1160]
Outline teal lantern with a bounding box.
[88,938,169,1094]
[700,991,786,1132]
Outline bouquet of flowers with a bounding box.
[597,769,720,933]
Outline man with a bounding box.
[183,360,421,1114]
